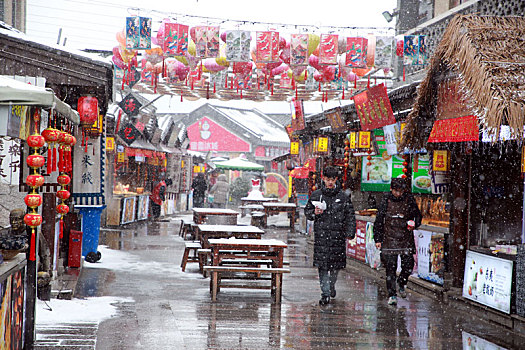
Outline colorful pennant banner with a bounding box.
[354,83,396,131]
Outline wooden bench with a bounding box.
[202,266,291,302]
[179,219,196,240]
[239,204,265,217]
[180,241,202,272]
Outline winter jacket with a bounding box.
[304,185,356,270]
[373,192,422,254]
[209,174,230,204]
[150,181,166,206]
[191,176,208,196]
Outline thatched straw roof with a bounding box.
[402,14,525,149]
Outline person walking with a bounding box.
[191,173,208,208]
[208,174,230,208]
[374,178,422,305]
[150,178,172,219]
[304,166,356,305]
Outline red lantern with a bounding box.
[24,193,43,208]
[56,204,70,215]
[56,189,71,200]
[27,134,45,148]
[26,174,45,188]
[24,213,42,228]
[78,96,99,127]
[396,39,404,57]
[26,154,45,168]
[57,174,71,186]
[42,127,60,144]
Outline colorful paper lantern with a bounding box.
[26,154,45,168]
[56,204,69,215]
[27,134,45,148]
[26,174,45,188]
[24,193,42,209]
[56,189,71,200]
[24,213,42,228]
[78,96,99,126]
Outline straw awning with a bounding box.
[401,14,525,149]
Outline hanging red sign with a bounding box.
[427,115,479,143]
[354,83,396,131]
[193,26,220,57]
[345,37,368,68]
[290,34,309,66]
[163,23,189,56]
[290,99,305,131]
[325,107,346,133]
[319,34,338,65]
[256,31,280,62]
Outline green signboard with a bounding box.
[412,154,432,194]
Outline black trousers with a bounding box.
[151,202,161,219]
[382,253,414,297]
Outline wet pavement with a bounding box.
[40,214,525,349]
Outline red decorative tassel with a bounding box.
[29,229,36,261]
[58,146,63,172]
[318,82,321,92]
[403,66,406,81]
[295,86,298,100]
[230,77,233,89]
[304,69,308,80]
[342,89,345,100]
[271,84,274,96]
[213,83,216,93]
[240,89,243,99]
[47,147,53,174]
[206,83,210,99]
[52,146,57,172]
[367,75,370,89]
[181,90,183,102]
[191,79,194,90]
[59,218,64,239]
[354,78,357,89]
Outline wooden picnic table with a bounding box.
[192,208,239,225]
[262,202,297,232]
[204,238,289,303]
[196,224,264,248]
[240,197,278,206]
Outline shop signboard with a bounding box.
[187,117,250,152]
[0,138,20,185]
[411,154,432,194]
[361,130,404,192]
[416,230,444,285]
[427,115,479,143]
[462,250,513,314]
[346,236,356,258]
[355,220,367,262]
[290,141,299,155]
[354,84,396,131]
[382,122,400,155]
[325,107,346,133]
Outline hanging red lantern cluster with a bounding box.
[56,174,71,239]
[343,138,350,189]
[42,126,60,174]
[58,133,76,173]
[78,96,99,152]
[24,111,45,262]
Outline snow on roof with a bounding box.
[213,106,289,144]
[0,25,111,67]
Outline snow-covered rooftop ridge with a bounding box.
[212,105,289,144]
[0,23,111,67]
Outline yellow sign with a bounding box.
[163,158,167,167]
[117,152,125,163]
[349,132,357,149]
[317,137,328,153]
[521,147,525,173]
[358,131,371,149]
[433,150,449,171]
[106,137,115,151]
[290,141,299,155]
[288,175,292,198]
[181,160,185,168]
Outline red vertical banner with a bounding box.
[256,31,280,62]
[319,34,339,65]
[354,83,396,131]
[345,37,368,68]
[290,99,305,131]
[290,34,309,66]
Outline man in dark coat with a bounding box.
[374,178,422,305]
[304,166,356,305]
[191,173,207,208]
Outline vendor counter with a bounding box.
[349,214,449,287]
[106,193,151,226]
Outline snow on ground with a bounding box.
[36,296,132,325]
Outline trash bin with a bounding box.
[76,205,105,262]
[68,229,83,268]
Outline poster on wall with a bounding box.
[462,250,513,314]
[365,221,381,269]
[361,130,405,192]
[412,154,432,194]
[0,138,21,186]
[462,331,507,350]
[121,197,137,224]
[416,230,445,285]
[136,196,149,221]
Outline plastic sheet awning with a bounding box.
[0,76,80,125]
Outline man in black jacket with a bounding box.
[374,178,422,305]
[305,166,356,305]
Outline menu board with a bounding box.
[462,250,513,314]
[361,130,405,192]
[355,220,367,262]
[412,154,432,194]
[416,229,445,285]
[121,197,137,224]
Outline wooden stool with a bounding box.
[250,212,266,228]
[181,241,202,272]
[198,248,212,277]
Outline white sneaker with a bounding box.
[388,296,397,305]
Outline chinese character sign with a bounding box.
[290,34,309,66]
[325,107,346,133]
[290,141,299,155]
[345,37,368,68]
[358,131,371,149]
[118,93,142,117]
[117,123,141,146]
[73,128,104,205]
[433,150,449,171]
[316,137,329,153]
[290,99,305,131]
[226,30,251,62]
[164,23,189,56]
[319,34,338,65]
[256,31,280,62]
[354,84,396,131]
[0,138,20,185]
